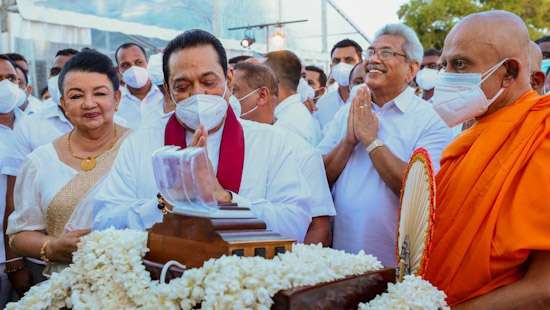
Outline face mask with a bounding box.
[123,66,150,89]
[416,68,440,90]
[15,87,28,108]
[347,83,366,103]
[297,78,315,101]
[174,84,228,130]
[327,82,339,92]
[228,95,241,116]
[0,80,23,113]
[147,53,164,86]
[237,88,260,117]
[542,59,550,77]
[331,63,355,87]
[431,58,508,127]
[47,75,62,105]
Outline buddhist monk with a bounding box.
[528,41,545,95]
[425,10,550,308]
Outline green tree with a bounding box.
[398,0,550,50]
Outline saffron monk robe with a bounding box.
[425,10,550,309]
[89,29,312,242]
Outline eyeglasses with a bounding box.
[364,48,407,61]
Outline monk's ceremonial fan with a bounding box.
[397,148,436,281]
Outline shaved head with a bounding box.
[441,10,532,115]
[528,41,543,72]
[528,41,545,94]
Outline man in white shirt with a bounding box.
[0,55,30,304]
[319,24,454,267]
[264,51,322,146]
[115,43,164,129]
[232,61,336,246]
[304,65,327,104]
[92,29,311,242]
[315,39,363,129]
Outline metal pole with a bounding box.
[321,0,327,53]
[265,26,269,53]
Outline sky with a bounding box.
[335,0,408,39]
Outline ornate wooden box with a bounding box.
[145,211,294,268]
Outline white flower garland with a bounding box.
[7,230,384,310]
[6,229,162,310]
[357,275,449,310]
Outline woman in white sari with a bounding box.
[6,50,130,276]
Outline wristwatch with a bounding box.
[366,139,384,154]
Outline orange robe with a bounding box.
[424,90,550,306]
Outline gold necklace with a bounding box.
[68,126,118,171]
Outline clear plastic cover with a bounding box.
[152,146,218,214]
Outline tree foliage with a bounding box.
[398,0,550,50]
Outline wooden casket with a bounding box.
[144,209,394,309]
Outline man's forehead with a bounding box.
[119,46,146,61]
[539,41,550,52]
[371,35,405,49]
[169,46,224,80]
[442,29,498,63]
[333,46,358,57]
[53,54,73,67]
[422,55,440,65]
[306,70,320,78]
[0,59,16,74]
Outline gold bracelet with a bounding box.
[40,238,51,263]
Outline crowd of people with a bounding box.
[0,8,549,309]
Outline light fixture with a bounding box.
[269,27,286,50]
[240,29,256,48]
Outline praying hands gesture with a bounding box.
[189,126,232,204]
[349,86,379,147]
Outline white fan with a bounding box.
[397,148,436,281]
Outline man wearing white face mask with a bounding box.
[91,30,312,243]
[314,39,363,129]
[0,55,29,305]
[344,62,367,105]
[423,11,550,308]
[115,43,164,129]
[319,24,453,267]
[263,51,322,145]
[415,48,442,101]
[9,49,78,174]
[233,62,336,246]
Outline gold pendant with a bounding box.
[80,157,96,171]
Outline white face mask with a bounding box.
[228,95,241,116]
[416,68,440,91]
[147,53,164,86]
[0,79,23,113]
[431,58,508,127]
[47,75,62,106]
[174,84,228,130]
[331,63,355,87]
[123,66,150,89]
[237,88,260,117]
[347,83,367,103]
[297,78,315,102]
[327,82,339,92]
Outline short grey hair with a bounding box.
[373,24,423,64]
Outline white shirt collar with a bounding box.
[121,84,161,102]
[41,105,72,124]
[372,86,415,113]
[274,94,301,116]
